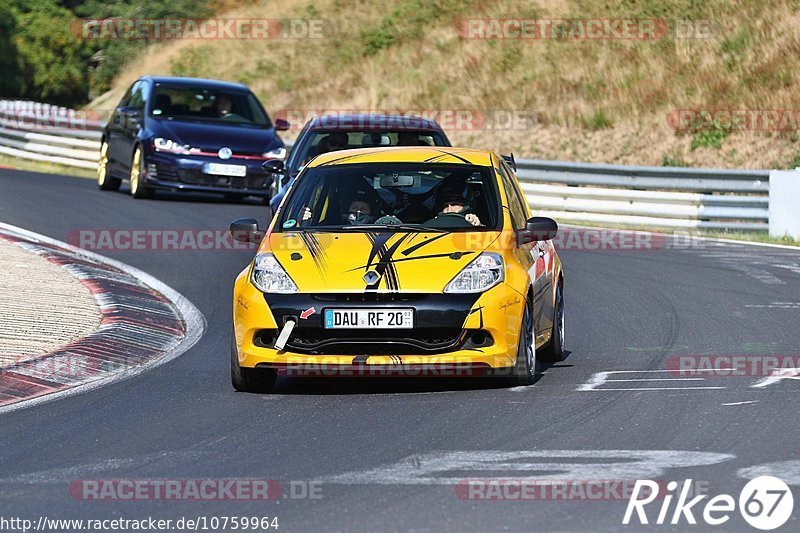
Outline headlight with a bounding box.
[153,137,192,154]
[262,147,287,160]
[444,253,504,293]
[251,253,298,293]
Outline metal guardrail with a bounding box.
[515,160,769,231]
[0,100,102,170]
[0,100,771,231]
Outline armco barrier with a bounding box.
[516,159,770,231]
[0,100,103,170]
[0,100,774,232]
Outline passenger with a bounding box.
[302,189,377,225]
[315,132,349,155]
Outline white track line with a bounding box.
[585,387,725,391]
[578,369,725,392]
[0,222,206,415]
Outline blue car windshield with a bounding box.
[291,130,448,172]
[149,86,272,128]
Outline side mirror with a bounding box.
[274,118,290,131]
[262,159,285,174]
[518,217,558,245]
[117,106,141,118]
[502,153,517,172]
[230,218,265,243]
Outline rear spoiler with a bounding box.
[502,153,517,172]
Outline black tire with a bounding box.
[510,300,536,386]
[540,282,565,363]
[230,329,277,393]
[129,146,152,199]
[97,141,121,191]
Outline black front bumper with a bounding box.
[259,293,487,356]
[143,152,273,196]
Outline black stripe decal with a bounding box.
[364,233,411,292]
[424,148,473,165]
[400,233,448,256]
[346,250,475,272]
[299,233,327,274]
[317,153,368,166]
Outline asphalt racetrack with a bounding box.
[1,168,798,531]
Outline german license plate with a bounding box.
[323,308,414,329]
[205,163,247,177]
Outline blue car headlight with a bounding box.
[153,137,192,155]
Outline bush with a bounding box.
[788,150,800,169]
[661,152,689,167]
[583,109,614,131]
[690,122,730,150]
[0,0,218,106]
[361,21,397,56]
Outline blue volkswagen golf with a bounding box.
[97,76,289,202]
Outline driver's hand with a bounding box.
[465,213,481,226]
[302,207,312,221]
[375,215,402,225]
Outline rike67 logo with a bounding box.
[624,476,794,530]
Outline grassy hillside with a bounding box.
[91,0,800,168]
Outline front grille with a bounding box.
[169,169,268,189]
[255,327,470,355]
[152,164,179,181]
[310,293,427,303]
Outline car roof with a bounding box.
[308,114,444,132]
[140,76,250,92]
[308,146,494,167]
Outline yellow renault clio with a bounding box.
[229,147,564,392]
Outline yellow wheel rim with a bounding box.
[97,142,108,184]
[130,148,141,194]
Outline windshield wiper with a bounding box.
[314,224,446,233]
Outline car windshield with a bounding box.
[290,130,448,172]
[149,86,272,128]
[277,163,501,232]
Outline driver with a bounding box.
[427,188,481,226]
[214,94,234,117]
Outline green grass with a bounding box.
[556,218,798,247]
[0,154,94,179]
[696,230,799,247]
[582,110,614,131]
[661,152,690,167]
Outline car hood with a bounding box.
[153,119,282,153]
[264,231,499,293]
